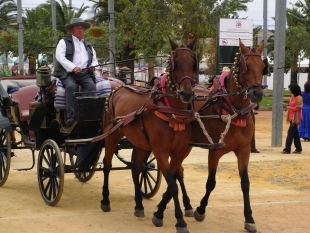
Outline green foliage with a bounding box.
[90,0,253,63]
[0,0,17,31]
[204,38,217,75]
[84,25,110,63]
[23,21,63,58]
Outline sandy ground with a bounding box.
[1,111,310,233]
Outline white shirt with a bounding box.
[55,35,98,72]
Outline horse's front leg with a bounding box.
[131,148,148,217]
[154,165,194,220]
[152,168,189,233]
[100,137,119,212]
[194,152,220,221]
[194,169,216,221]
[240,166,257,232]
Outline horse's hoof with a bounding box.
[176,226,190,233]
[184,209,194,217]
[194,209,205,222]
[152,215,163,227]
[100,203,111,212]
[244,222,257,232]
[134,208,145,217]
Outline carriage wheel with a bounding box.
[68,148,100,183]
[0,129,11,187]
[37,139,64,206]
[140,152,162,199]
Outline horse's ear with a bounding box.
[263,57,269,75]
[168,36,179,50]
[239,39,248,54]
[187,36,196,50]
[256,40,264,54]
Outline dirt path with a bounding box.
[1,111,310,233]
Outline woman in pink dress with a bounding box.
[282,83,303,154]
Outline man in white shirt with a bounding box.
[53,18,98,126]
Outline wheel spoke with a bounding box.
[42,151,51,167]
[145,170,157,183]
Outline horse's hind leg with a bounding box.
[240,166,257,232]
[131,148,148,217]
[176,166,194,217]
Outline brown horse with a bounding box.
[152,39,267,232]
[99,37,197,233]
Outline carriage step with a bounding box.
[188,142,225,150]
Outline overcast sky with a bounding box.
[21,0,300,28]
[238,0,299,29]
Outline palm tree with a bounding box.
[38,0,89,34]
[0,0,17,31]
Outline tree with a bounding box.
[285,25,310,84]
[204,37,217,77]
[88,0,253,80]
[38,0,89,34]
[288,1,310,81]
[0,0,17,31]
[22,7,64,74]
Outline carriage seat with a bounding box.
[11,85,40,121]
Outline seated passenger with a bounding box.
[102,70,109,79]
[207,75,220,91]
[53,18,99,126]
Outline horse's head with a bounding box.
[166,37,197,103]
[229,39,267,104]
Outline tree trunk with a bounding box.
[28,55,37,75]
[290,65,298,84]
[308,59,310,82]
[122,45,135,84]
[147,61,155,81]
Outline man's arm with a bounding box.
[55,39,76,72]
[90,47,99,67]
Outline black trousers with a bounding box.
[284,121,302,152]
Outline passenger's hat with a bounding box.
[65,18,91,30]
[221,66,230,73]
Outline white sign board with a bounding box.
[219,19,253,47]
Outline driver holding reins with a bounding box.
[53,18,99,126]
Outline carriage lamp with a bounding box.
[36,67,51,87]
[119,67,132,84]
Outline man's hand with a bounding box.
[88,67,95,75]
[73,67,82,73]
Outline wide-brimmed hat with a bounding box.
[65,18,91,30]
[207,75,219,87]
[222,66,230,72]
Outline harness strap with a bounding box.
[92,120,124,142]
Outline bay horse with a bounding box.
[151,39,267,232]
[98,37,198,233]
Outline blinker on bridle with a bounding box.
[165,47,197,93]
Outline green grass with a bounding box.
[259,96,289,109]
[259,89,290,109]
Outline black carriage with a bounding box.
[0,68,162,206]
